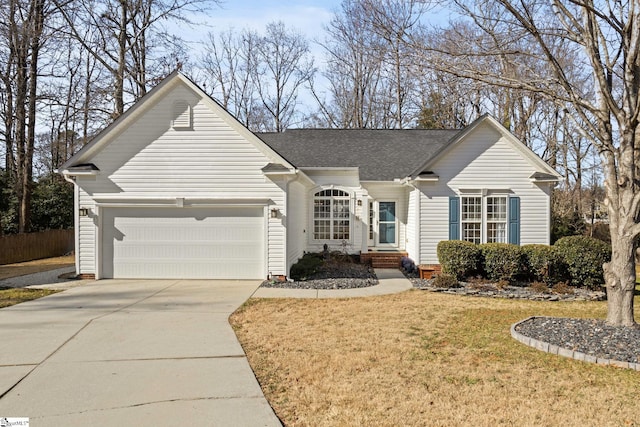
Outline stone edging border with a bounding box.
[510,316,640,371]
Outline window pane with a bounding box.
[379,202,396,222]
[487,197,506,221]
[379,223,396,244]
[369,202,374,241]
[462,223,481,244]
[314,220,330,240]
[333,199,350,219]
[314,199,330,218]
[333,220,350,240]
[462,197,482,220]
[487,223,506,243]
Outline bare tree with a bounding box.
[199,29,265,129]
[419,0,640,326]
[0,0,48,232]
[254,21,315,132]
[319,0,388,128]
[362,0,428,128]
[53,0,215,118]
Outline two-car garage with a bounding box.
[100,207,266,279]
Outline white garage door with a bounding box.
[101,207,265,279]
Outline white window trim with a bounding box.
[310,187,353,243]
[459,193,510,244]
[485,196,508,243]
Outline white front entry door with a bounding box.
[377,201,397,246]
[368,201,398,248]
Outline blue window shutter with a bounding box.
[509,196,520,245]
[449,196,460,240]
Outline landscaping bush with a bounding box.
[529,281,550,294]
[432,273,459,288]
[289,253,324,281]
[437,240,481,280]
[521,244,566,284]
[554,235,611,289]
[479,243,524,283]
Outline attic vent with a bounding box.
[172,101,192,130]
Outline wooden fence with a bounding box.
[0,229,74,265]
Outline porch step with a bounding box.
[360,252,408,269]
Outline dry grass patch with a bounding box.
[231,291,640,427]
[0,255,74,280]
[0,287,58,308]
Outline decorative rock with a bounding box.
[262,262,378,290]
[410,277,606,302]
[512,316,640,371]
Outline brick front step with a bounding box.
[360,252,408,269]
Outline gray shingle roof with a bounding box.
[256,129,460,181]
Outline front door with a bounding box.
[377,201,397,247]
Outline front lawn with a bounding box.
[231,291,640,426]
[0,287,58,308]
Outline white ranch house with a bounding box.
[59,72,560,280]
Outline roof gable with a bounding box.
[410,114,560,180]
[60,72,293,172]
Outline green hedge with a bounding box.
[521,244,566,284]
[437,240,481,280]
[554,236,611,289]
[479,243,524,283]
[289,253,324,281]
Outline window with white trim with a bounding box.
[460,195,508,244]
[461,196,482,244]
[486,196,507,243]
[313,189,350,240]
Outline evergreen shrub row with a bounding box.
[436,235,611,288]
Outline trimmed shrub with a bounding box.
[479,243,524,283]
[289,253,324,281]
[437,240,481,280]
[433,273,459,288]
[552,281,574,295]
[529,281,550,294]
[555,235,612,287]
[521,244,566,284]
[554,235,611,289]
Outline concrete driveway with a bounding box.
[0,279,281,426]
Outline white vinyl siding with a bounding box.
[77,187,96,274]
[74,80,287,277]
[419,121,552,264]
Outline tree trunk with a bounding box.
[603,182,638,327]
[114,0,128,118]
[604,234,636,326]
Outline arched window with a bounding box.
[313,189,350,240]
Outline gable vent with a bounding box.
[172,101,192,130]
